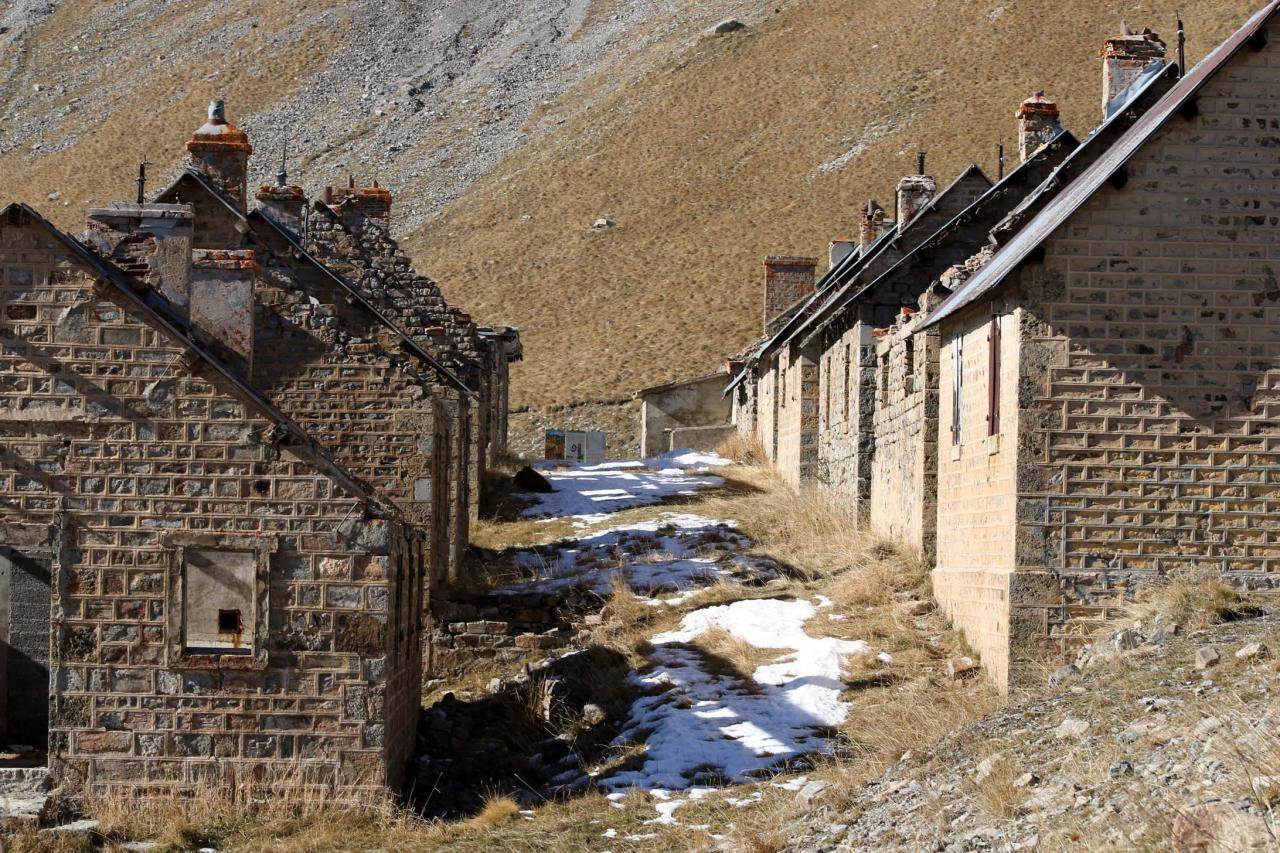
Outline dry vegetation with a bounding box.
[406,0,1261,407]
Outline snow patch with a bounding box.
[522,450,730,519]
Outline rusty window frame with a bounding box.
[987,314,1001,436]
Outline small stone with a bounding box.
[1112,628,1144,651]
[974,753,1005,783]
[1048,663,1079,688]
[1235,641,1269,661]
[38,819,99,838]
[947,657,978,679]
[582,703,607,726]
[1014,772,1039,788]
[795,780,831,804]
[487,678,503,694]
[46,191,60,201]
[1109,760,1135,777]
[902,600,934,616]
[1196,646,1221,670]
[592,217,614,230]
[1195,716,1221,736]
[1055,717,1090,739]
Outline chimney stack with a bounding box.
[1101,27,1167,118]
[190,249,258,373]
[828,237,856,271]
[255,184,307,237]
[762,256,818,335]
[86,203,194,309]
[1016,91,1063,162]
[186,100,253,213]
[896,168,937,228]
[859,199,886,251]
[321,178,394,234]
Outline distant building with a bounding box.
[635,372,733,457]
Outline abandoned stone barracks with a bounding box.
[726,3,1280,691]
[0,103,521,797]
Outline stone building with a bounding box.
[725,2,1280,691]
[0,103,520,797]
[635,372,733,457]
[919,4,1280,688]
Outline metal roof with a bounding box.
[788,164,992,343]
[919,0,1280,330]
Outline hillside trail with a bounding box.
[447,450,898,837]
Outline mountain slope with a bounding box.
[0,0,1262,408]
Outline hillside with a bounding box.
[0,0,1264,408]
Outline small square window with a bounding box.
[176,545,266,659]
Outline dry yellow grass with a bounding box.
[404,0,1260,408]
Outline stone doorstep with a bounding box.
[0,765,51,795]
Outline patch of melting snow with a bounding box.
[771,775,809,791]
[523,450,730,519]
[495,512,777,599]
[595,596,875,820]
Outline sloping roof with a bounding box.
[786,164,993,343]
[0,202,400,518]
[721,167,992,395]
[636,371,725,398]
[920,0,1280,329]
[249,207,477,397]
[155,169,247,224]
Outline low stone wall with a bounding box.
[428,589,594,677]
[667,424,735,453]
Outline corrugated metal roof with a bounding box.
[919,0,1280,330]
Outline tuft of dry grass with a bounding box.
[1126,567,1258,630]
[467,795,521,828]
[716,431,767,466]
[968,754,1025,819]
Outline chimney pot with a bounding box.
[186,101,252,213]
[1101,27,1167,118]
[896,173,937,228]
[829,237,856,271]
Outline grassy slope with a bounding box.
[407,0,1257,407]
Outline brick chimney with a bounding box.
[896,155,937,227]
[186,100,253,213]
[321,176,393,234]
[1017,91,1063,162]
[763,256,818,334]
[859,199,886,251]
[829,237,856,271]
[85,203,194,310]
[255,184,307,237]
[190,249,257,373]
[1101,27,1166,118]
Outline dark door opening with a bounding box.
[0,548,51,753]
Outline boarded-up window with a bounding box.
[183,549,255,655]
[951,336,964,446]
[987,315,1001,436]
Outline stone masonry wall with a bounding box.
[869,308,940,563]
[1012,33,1280,668]
[0,218,423,796]
[934,297,1022,690]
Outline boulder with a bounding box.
[513,466,554,493]
[1172,803,1272,852]
[1235,641,1270,661]
[712,19,746,34]
[1195,646,1221,670]
[1054,717,1090,739]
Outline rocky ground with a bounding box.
[0,0,756,235]
[777,614,1280,852]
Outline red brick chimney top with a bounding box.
[187,100,251,153]
[1017,91,1060,118]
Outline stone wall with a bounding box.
[934,296,1022,690]
[427,590,583,678]
[638,374,731,457]
[1012,32,1280,665]
[869,307,940,562]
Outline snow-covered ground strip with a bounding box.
[493,512,778,599]
[522,450,731,520]
[595,598,877,796]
